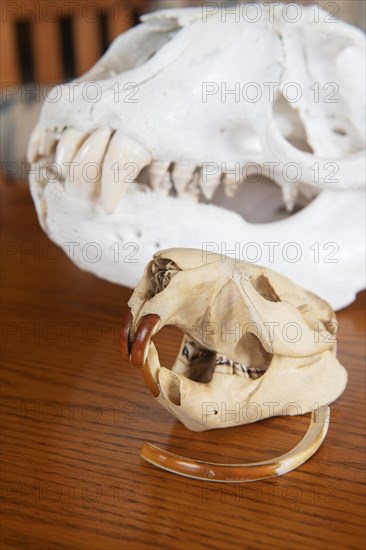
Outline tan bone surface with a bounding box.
[127,248,347,431]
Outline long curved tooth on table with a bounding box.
[171,163,196,196]
[200,170,222,200]
[65,127,112,200]
[27,123,42,163]
[102,131,152,214]
[39,128,57,157]
[55,128,89,180]
[148,161,171,193]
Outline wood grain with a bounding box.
[1,181,365,550]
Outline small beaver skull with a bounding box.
[123,248,347,432]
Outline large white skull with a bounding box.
[28,4,365,310]
[123,248,347,432]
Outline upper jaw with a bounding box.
[28,123,275,216]
[128,258,231,336]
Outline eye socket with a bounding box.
[252,275,280,303]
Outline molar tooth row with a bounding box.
[216,355,266,379]
[171,165,245,200]
[149,162,247,201]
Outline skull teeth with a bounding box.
[65,127,112,201]
[171,163,197,195]
[201,170,222,200]
[174,338,266,382]
[149,161,172,193]
[55,127,89,181]
[215,355,266,379]
[101,130,152,214]
[30,125,302,211]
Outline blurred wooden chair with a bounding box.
[1,0,148,86]
[1,0,363,87]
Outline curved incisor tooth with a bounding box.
[200,170,222,200]
[120,309,133,361]
[130,314,161,368]
[172,163,196,195]
[65,127,112,200]
[148,161,171,193]
[27,123,42,163]
[55,128,89,180]
[102,131,152,214]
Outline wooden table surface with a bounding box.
[1,181,365,550]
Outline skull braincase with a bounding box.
[129,249,347,431]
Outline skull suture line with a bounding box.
[28,4,365,310]
[123,248,347,433]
